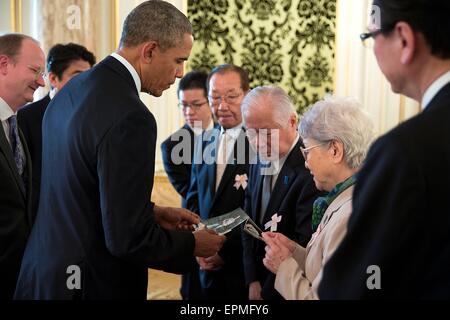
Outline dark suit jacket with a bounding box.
[243,139,321,300]
[0,123,32,300]
[14,56,196,300]
[18,94,51,217]
[161,124,194,209]
[186,126,251,300]
[319,82,450,299]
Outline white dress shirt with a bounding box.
[0,96,16,146]
[421,70,450,110]
[110,53,141,93]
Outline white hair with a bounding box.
[299,95,375,169]
[241,85,297,127]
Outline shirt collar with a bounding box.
[221,122,243,140]
[110,53,141,94]
[271,134,300,174]
[49,88,57,100]
[192,119,214,136]
[421,70,450,110]
[0,96,15,121]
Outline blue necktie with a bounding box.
[8,115,25,176]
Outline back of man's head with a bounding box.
[119,0,193,51]
[47,43,96,79]
[373,0,450,58]
[178,70,208,98]
[0,33,38,62]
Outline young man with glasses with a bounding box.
[0,33,45,300]
[320,0,450,299]
[161,70,214,300]
[18,43,96,218]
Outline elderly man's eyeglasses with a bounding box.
[178,101,208,110]
[27,65,47,81]
[300,142,328,160]
[208,91,242,106]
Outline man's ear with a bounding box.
[0,55,10,75]
[141,41,158,63]
[48,72,59,88]
[396,22,416,65]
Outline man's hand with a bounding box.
[262,232,296,274]
[196,254,225,271]
[249,281,263,300]
[193,229,226,257]
[153,205,200,230]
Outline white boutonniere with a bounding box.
[234,174,248,190]
[264,213,282,232]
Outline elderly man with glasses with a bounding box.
[320,0,450,299]
[186,64,252,300]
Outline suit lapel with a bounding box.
[254,161,265,222]
[214,129,246,200]
[20,128,33,224]
[263,139,303,223]
[202,127,220,204]
[0,125,26,200]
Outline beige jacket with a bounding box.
[274,186,354,300]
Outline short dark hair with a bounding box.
[206,64,250,93]
[373,0,450,58]
[177,70,208,99]
[47,43,96,79]
[120,0,193,51]
[0,33,38,62]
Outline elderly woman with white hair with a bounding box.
[262,96,375,300]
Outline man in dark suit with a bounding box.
[161,70,213,300]
[18,43,96,217]
[319,0,450,299]
[186,64,252,300]
[241,86,320,300]
[14,1,224,300]
[161,70,213,209]
[0,34,45,300]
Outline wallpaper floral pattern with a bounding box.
[187,0,336,114]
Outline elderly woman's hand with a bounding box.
[262,232,297,274]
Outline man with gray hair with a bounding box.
[14,0,224,300]
[241,85,321,300]
[0,33,45,300]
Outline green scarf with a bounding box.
[311,175,356,231]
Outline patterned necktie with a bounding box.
[8,115,25,176]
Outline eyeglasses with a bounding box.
[208,91,243,106]
[27,65,47,81]
[360,29,384,48]
[300,142,329,160]
[178,101,208,110]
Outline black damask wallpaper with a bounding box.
[187,0,336,114]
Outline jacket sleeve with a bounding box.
[276,206,351,300]
[160,132,191,199]
[97,109,195,274]
[318,134,427,299]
